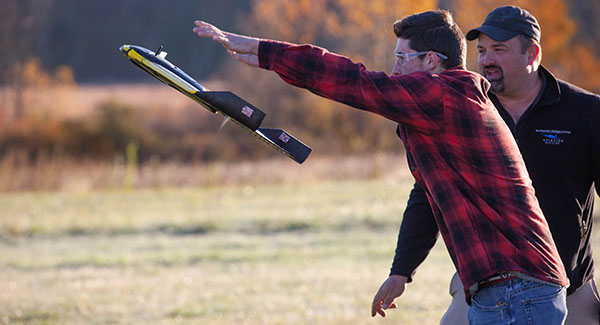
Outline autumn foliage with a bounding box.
[0,0,598,167]
[454,0,600,91]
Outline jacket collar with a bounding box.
[536,65,561,107]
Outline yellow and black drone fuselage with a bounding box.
[120,44,311,164]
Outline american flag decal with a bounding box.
[241,105,254,118]
[278,132,290,143]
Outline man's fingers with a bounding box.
[372,300,386,317]
[192,20,260,57]
[193,20,214,29]
[383,296,396,309]
[192,21,222,38]
[193,27,213,37]
[371,290,387,317]
[371,296,396,318]
[371,278,404,318]
[193,20,260,60]
[372,299,388,318]
[193,24,234,52]
[371,298,381,317]
[212,35,230,46]
[193,27,221,38]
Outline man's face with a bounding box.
[476,34,530,94]
[392,38,425,76]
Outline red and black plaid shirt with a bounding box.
[259,40,568,293]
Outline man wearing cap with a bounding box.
[374,5,600,324]
[193,9,570,324]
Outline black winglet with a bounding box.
[256,128,312,164]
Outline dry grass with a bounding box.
[0,175,457,324]
[0,151,410,192]
[0,158,598,324]
[0,84,598,324]
[0,231,456,325]
[0,83,225,120]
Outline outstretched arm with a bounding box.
[193,21,443,133]
[192,21,260,67]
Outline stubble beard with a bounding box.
[489,79,505,93]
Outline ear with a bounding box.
[424,51,443,72]
[527,43,541,66]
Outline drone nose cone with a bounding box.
[119,44,130,55]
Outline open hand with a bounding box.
[193,21,260,67]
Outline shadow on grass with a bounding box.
[1,310,58,324]
[1,214,396,243]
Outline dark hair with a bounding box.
[393,10,466,69]
[517,34,537,53]
[517,34,541,67]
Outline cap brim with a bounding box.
[466,25,520,42]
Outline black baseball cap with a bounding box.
[466,6,541,42]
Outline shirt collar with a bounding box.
[535,65,561,107]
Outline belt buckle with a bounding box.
[479,272,513,286]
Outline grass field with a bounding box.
[0,168,599,324]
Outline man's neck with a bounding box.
[494,73,543,124]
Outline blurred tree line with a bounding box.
[0,0,253,84]
[1,0,597,85]
[0,0,599,163]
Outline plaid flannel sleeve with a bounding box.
[258,40,444,134]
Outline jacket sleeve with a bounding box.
[389,182,439,281]
[258,40,443,134]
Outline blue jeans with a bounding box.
[468,278,567,325]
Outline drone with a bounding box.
[120,44,311,164]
